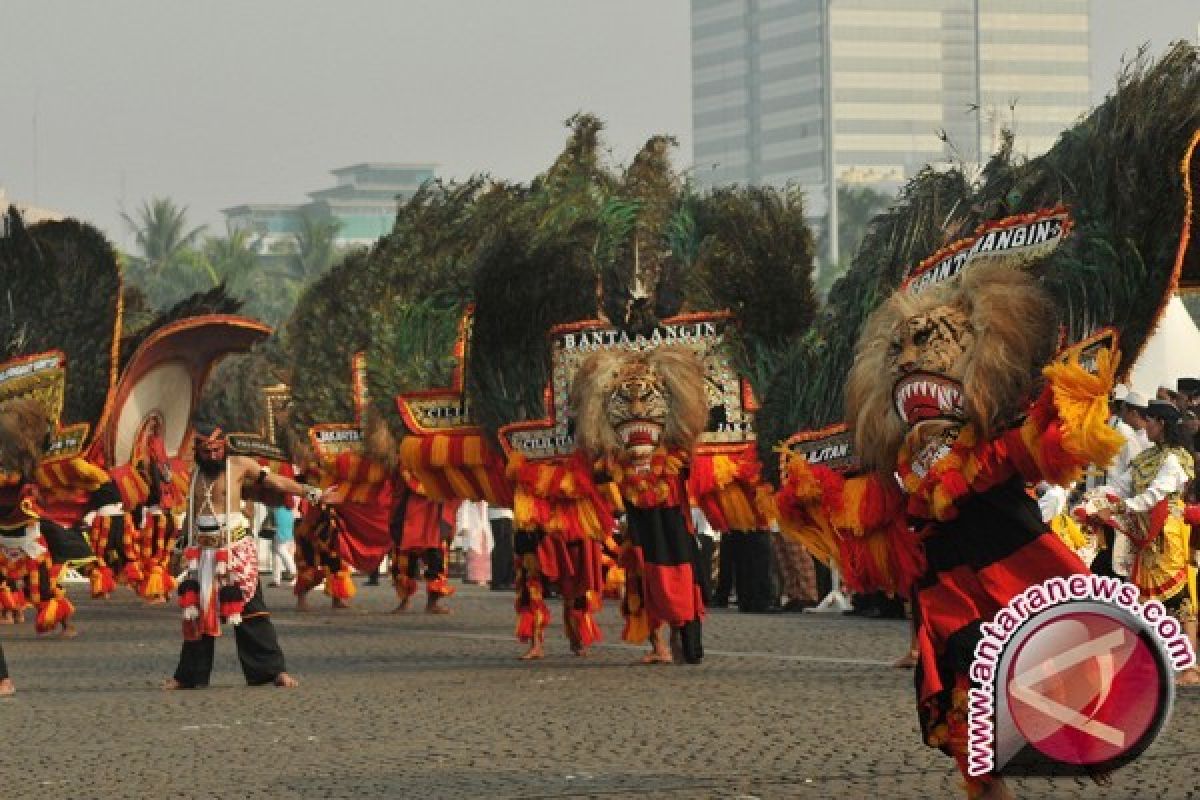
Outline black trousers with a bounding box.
[490,516,516,589]
[1090,527,1118,578]
[0,642,7,680]
[715,533,737,603]
[735,531,774,612]
[173,582,286,687]
[404,547,444,580]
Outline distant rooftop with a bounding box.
[330,163,437,176]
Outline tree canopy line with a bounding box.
[135,112,823,450]
[122,41,1197,471]
[119,197,343,327]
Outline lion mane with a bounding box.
[571,346,708,460]
[0,397,51,482]
[846,263,1058,473]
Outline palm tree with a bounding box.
[203,223,262,293]
[285,212,340,282]
[837,185,891,261]
[121,197,207,278]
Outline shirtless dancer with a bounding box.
[164,425,320,690]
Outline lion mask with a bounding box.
[846,263,1058,472]
[571,346,708,467]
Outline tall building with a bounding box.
[690,0,1090,261]
[223,163,436,253]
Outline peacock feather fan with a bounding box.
[755,42,1200,483]
[596,135,689,333]
[685,184,817,401]
[364,296,463,436]
[0,208,123,431]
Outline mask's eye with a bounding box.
[913,328,932,347]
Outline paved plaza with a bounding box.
[1,582,1197,799]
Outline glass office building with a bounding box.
[691,0,1090,258]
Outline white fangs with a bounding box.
[894,375,965,422]
[617,420,663,445]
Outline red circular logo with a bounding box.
[1006,611,1165,766]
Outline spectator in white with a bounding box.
[488,506,516,590]
[456,500,492,586]
[690,506,718,604]
[1110,387,1147,471]
[1097,390,1150,578]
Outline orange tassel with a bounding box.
[35,592,74,633]
[90,564,117,598]
[324,568,358,601]
[140,565,165,599]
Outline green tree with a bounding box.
[203,223,262,294]
[815,185,893,299]
[275,212,341,283]
[837,185,891,261]
[121,197,210,308]
[121,197,207,278]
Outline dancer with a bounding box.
[572,347,709,665]
[390,475,454,614]
[164,425,317,690]
[782,263,1123,799]
[1101,399,1199,685]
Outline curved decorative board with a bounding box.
[99,314,271,465]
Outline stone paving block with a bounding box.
[0,583,1195,798]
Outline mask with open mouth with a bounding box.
[845,263,1059,473]
[615,419,665,466]
[570,346,708,470]
[893,372,967,427]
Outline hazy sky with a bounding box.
[1,1,1196,246]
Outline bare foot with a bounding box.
[13,611,24,625]
[892,649,919,669]
[332,598,351,610]
[146,596,167,606]
[273,672,299,688]
[426,603,452,615]
[0,677,14,697]
[519,643,545,660]
[571,645,590,658]
[162,678,192,690]
[638,650,673,665]
[392,596,412,614]
[59,623,78,639]
[295,596,313,613]
[0,615,12,625]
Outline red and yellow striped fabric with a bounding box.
[688,448,775,532]
[36,457,108,497]
[508,453,614,541]
[320,451,391,505]
[398,433,512,506]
